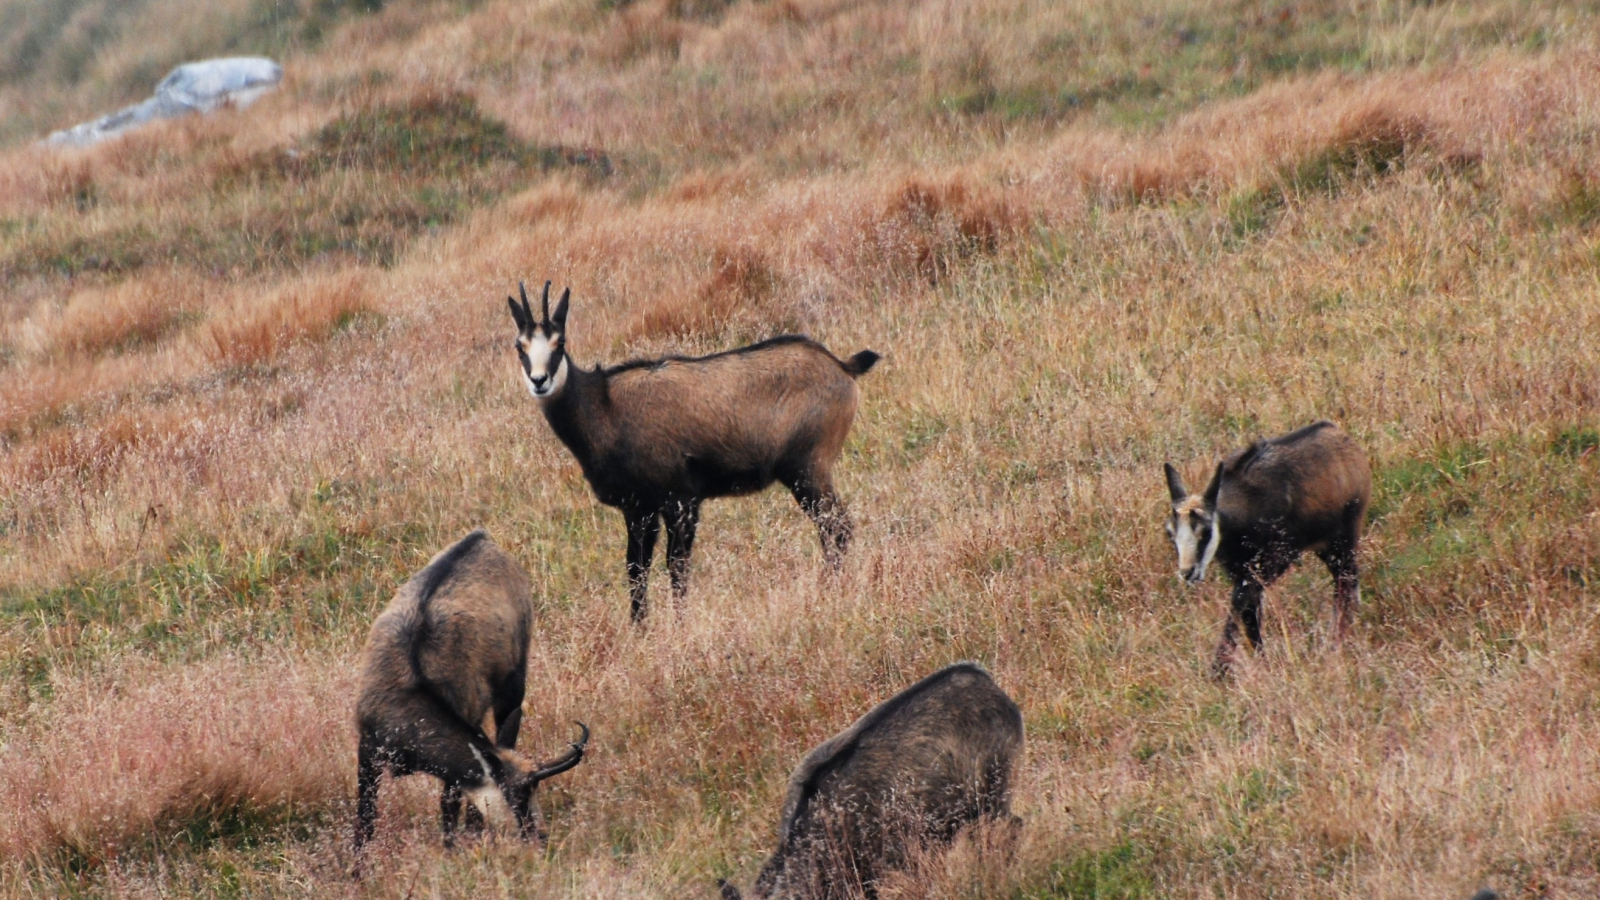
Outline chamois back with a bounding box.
[1213,420,1371,540]
[599,337,867,488]
[739,662,1023,899]
[357,530,531,734]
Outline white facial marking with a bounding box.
[466,745,509,822]
[469,745,495,783]
[520,328,568,400]
[1170,500,1218,584]
[1195,515,1221,582]
[1172,515,1199,573]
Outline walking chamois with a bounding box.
[507,281,880,622]
[720,662,1024,900]
[353,530,587,873]
[1163,421,1371,676]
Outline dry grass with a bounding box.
[202,270,375,368]
[3,1,1600,898]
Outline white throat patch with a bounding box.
[1195,516,1221,581]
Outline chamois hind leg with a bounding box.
[664,497,702,605]
[1320,498,1366,643]
[785,469,852,569]
[352,737,382,875]
[623,506,661,623]
[1317,542,1361,644]
[492,668,526,750]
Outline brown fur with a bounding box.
[725,662,1024,900]
[572,339,863,499]
[510,283,878,621]
[1165,422,1372,677]
[352,530,586,873]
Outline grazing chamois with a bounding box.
[1163,421,1372,676]
[353,530,587,873]
[720,662,1024,900]
[507,281,880,622]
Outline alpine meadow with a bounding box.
[2,0,1600,898]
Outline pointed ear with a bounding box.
[551,287,570,329]
[718,879,743,900]
[540,280,552,323]
[507,294,527,331]
[1164,463,1187,502]
[1201,462,1224,509]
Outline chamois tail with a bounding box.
[843,349,881,377]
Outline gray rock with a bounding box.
[47,57,282,148]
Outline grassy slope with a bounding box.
[2,0,1600,897]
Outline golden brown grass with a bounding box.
[3,1,1600,898]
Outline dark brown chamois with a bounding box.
[1163,421,1372,677]
[720,662,1024,900]
[507,281,880,622]
[353,530,587,874]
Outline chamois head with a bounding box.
[1164,462,1223,585]
[479,722,589,840]
[508,280,571,401]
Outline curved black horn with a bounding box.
[541,280,552,323]
[530,722,589,780]
[518,281,535,323]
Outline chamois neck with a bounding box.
[537,361,610,466]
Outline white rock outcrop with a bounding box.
[47,57,283,148]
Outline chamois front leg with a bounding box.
[1211,614,1242,680]
[623,506,661,623]
[1232,578,1265,651]
[664,497,702,605]
[439,783,464,848]
[1213,578,1264,679]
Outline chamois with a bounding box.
[507,281,880,622]
[353,530,588,873]
[720,662,1024,900]
[1163,421,1372,676]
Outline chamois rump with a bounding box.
[507,281,880,622]
[353,530,588,872]
[720,662,1024,900]
[1163,421,1371,676]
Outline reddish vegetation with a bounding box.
[0,1,1599,898]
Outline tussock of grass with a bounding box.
[0,654,353,866]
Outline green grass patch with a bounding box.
[0,505,423,672]
[1023,841,1154,900]
[1,92,612,280]
[1551,425,1600,457]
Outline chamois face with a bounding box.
[507,281,571,401]
[1164,463,1222,585]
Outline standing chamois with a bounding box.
[1163,421,1372,677]
[720,662,1024,900]
[353,530,587,873]
[507,281,880,622]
